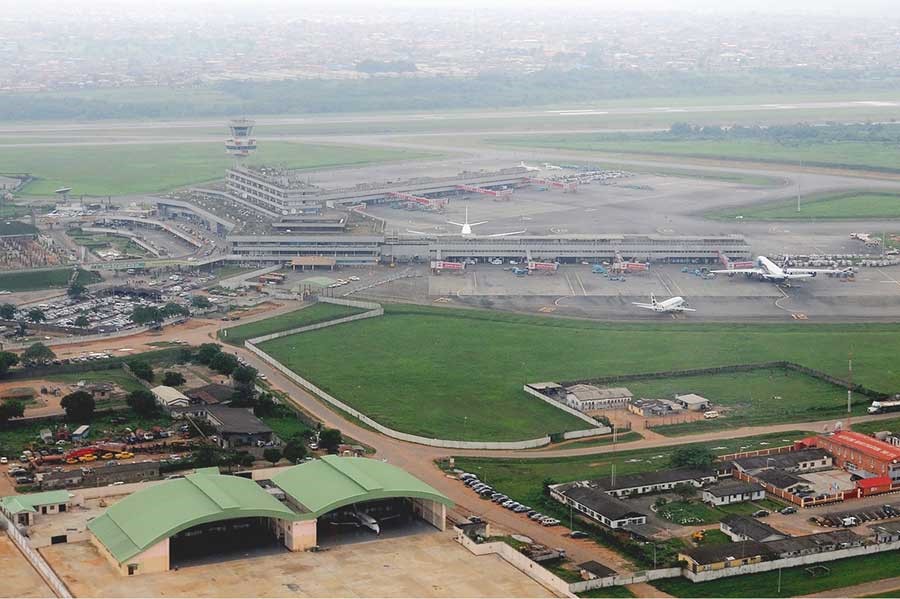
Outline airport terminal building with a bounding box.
[88,457,452,576]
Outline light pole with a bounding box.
[777,566,783,595]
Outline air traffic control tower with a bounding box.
[225,118,257,159]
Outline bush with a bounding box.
[128,360,154,382]
[60,390,95,421]
[162,371,186,387]
[126,389,158,416]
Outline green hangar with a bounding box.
[88,456,452,575]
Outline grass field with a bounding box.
[219,303,367,346]
[626,368,857,436]
[657,497,784,525]
[0,268,99,292]
[451,432,806,513]
[852,417,900,436]
[6,142,433,196]
[258,304,900,441]
[492,134,900,172]
[711,191,900,220]
[652,551,900,597]
[556,430,643,450]
[44,369,146,394]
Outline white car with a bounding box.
[0,457,7,464]
[349,276,360,281]
[490,259,503,265]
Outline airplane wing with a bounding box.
[446,221,465,227]
[679,307,697,312]
[785,267,851,275]
[631,303,655,309]
[485,230,527,238]
[710,268,763,275]
[406,229,446,236]
[469,221,489,227]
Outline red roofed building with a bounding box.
[816,431,900,483]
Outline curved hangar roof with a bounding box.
[272,455,452,518]
[88,468,298,563]
[89,457,452,563]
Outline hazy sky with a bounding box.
[12,0,900,16]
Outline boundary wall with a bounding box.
[0,512,72,598]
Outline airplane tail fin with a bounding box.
[650,293,657,305]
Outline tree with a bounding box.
[128,360,154,382]
[282,438,308,463]
[162,371,186,387]
[192,445,219,468]
[191,296,212,309]
[176,347,193,364]
[0,303,15,320]
[262,448,282,466]
[126,389,158,416]
[162,303,189,318]
[60,390,95,421]
[210,352,239,375]
[0,352,18,377]
[0,399,25,428]
[195,343,222,365]
[319,428,342,453]
[21,342,55,366]
[674,483,698,502]
[232,365,257,385]
[253,393,276,418]
[73,315,90,328]
[27,308,45,323]
[229,383,256,408]
[669,447,718,470]
[67,282,87,298]
[131,306,162,325]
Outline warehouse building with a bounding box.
[548,483,647,530]
[730,448,832,475]
[812,431,900,482]
[702,481,765,506]
[88,457,452,575]
[151,385,190,410]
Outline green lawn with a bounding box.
[6,141,433,196]
[695,529,732,546]
[652,551,900,597]
[556,431,643,450]
[493,135,900,173]
[0,267,99,292]
[451,431,806,508]
[626,368,856,436]
[219,303,367,346]
[258,304,900,441]
[712,191,900,220]
[852,418,900,436]
[657,501,722,525]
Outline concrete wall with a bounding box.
[569,568,682,593]
[1,511,73,598]
[683,540,900,582]
[562,427,615,441]
[455,531,576,598]
[282,519,317,551]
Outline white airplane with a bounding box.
[518,161,541,172]
[711,255,852,283]
[542,163,563,170]
[632,294,696,313]
[327,505,402,535]
[407,206,526,238]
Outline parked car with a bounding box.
[752,510,770,518]
[569,531,590,539]
[780,507,798,515]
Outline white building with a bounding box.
[565,385,632,411]
[674,393,711,411]
[702,481,766,506]
[151,385,190,409]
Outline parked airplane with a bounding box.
[711,255,852,282]
[518,161,541,172]
[407,206,526,238]
[632,294,696,313]
[542,163,563,170]
[326,505,403,535]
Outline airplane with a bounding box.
[710,255,852,283]
[632,294,696,313]
[326,504,403,535]
[542,163,563,170]
[518,161,541,172]
[407,206,526,238]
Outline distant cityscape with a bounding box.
[2,5,900,92]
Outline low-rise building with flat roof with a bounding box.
[679,541,770,574]
[731,448,832,475]
[565,385,632,411]
[587,468,717,498]
[720,515,788,543]
[702,481,765,506]
[549,483,647,530]
[151,385,190,410]
[674,394,711,411]
[0,490,78,527]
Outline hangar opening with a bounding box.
[169,516,286,568]
[316,497,438,547]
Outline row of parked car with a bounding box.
[459,472,560,527]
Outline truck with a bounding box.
[868,400,900,414]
